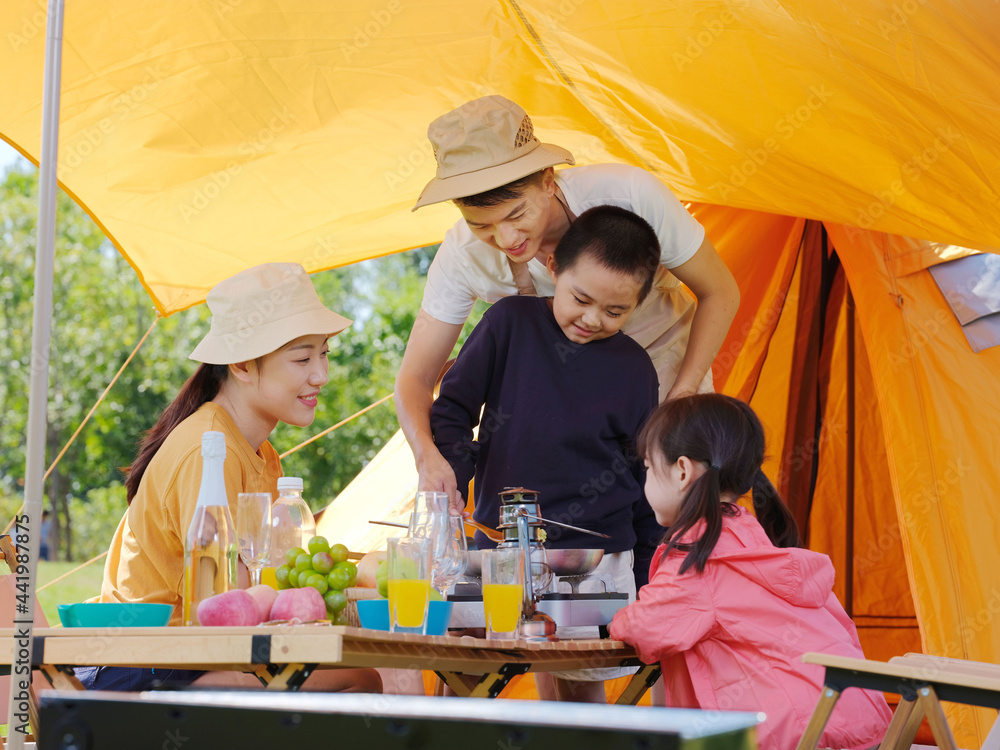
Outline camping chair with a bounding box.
[795,652,1000,750]
[884,654,1000,750]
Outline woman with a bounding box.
[397,95,740,508]
[79,262,381,694]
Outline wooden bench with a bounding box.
[795,652,1000,750]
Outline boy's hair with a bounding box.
[551,205,660,304]
[454,169,546,208]
[637,393,801,574]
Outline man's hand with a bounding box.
[418,450,465,514]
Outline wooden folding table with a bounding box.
[0,625,661,702]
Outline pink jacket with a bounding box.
[610,507,891,750]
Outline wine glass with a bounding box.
[237,492,272,587]
[433,515,469,595]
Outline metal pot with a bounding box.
[464,548,604,578]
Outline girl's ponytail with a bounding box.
[124,364,228,503]
[751,469,801,548]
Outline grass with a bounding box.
[31,559,106,626]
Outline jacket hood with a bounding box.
[683,508,835,608]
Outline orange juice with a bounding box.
[483,583,522,632]
[260,566,278,589]
[388,578,431,628]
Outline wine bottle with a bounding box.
[182,430,238,626]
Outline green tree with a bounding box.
[2,163,486,558]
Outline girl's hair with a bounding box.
[552,205,660,304]
[454,169,546,208]
[123,363,229,503]
[637,393,801,574]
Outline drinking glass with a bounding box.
[481,547,524,640]
[237,492,272,587]
[413,491,449,517]
[387,536,432,634]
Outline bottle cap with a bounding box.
[277,476,304,492]
[200,431,227,459]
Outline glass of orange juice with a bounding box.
[259,566,278,589]
[482,547,524,640]
[387,537,432,634]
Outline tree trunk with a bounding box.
[45,423,71,561]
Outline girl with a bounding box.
[78,262,381,694]
[609,394,890,750]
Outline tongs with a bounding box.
[368,517,504,543]
[513,509,611,539]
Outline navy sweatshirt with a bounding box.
[430,296,662,588]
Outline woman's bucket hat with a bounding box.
[189,262,352,364]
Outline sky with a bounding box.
[1,140,30,173]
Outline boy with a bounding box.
[430,205,662,702]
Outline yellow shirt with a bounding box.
[98,402,282,624]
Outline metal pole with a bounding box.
[6,0,66,745]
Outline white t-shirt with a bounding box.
[420,163,712,396]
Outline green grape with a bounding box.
[326,567,352,591]
[324,590,348,615]
[284,546,307,567]
[307,535,331,555]
[304,573,329,595]
[294,553,315,574]
[275,564,292,590]
[332,560,357,588]
[329,543,349,564]
[311,551,335,575]
[375,560,388,598]
[288,568,301,588]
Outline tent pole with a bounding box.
[5,0,66,745]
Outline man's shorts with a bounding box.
[546,550,639,682]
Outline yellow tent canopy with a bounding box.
[3,1,999,743]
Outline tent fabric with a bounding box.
[2,0,999,314]
[4,1,1000,743]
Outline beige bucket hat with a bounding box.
[189,262,352,364]
[412,95,575,211]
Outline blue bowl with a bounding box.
[355,599,453,635]
[57,602,173,628]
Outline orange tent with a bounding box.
[2,1,998,743]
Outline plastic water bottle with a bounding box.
[182,431,238,625]
[268,477,316,567]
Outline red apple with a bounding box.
[196,589,261,626]
[269,586,327,623]
[246,584,279,623]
